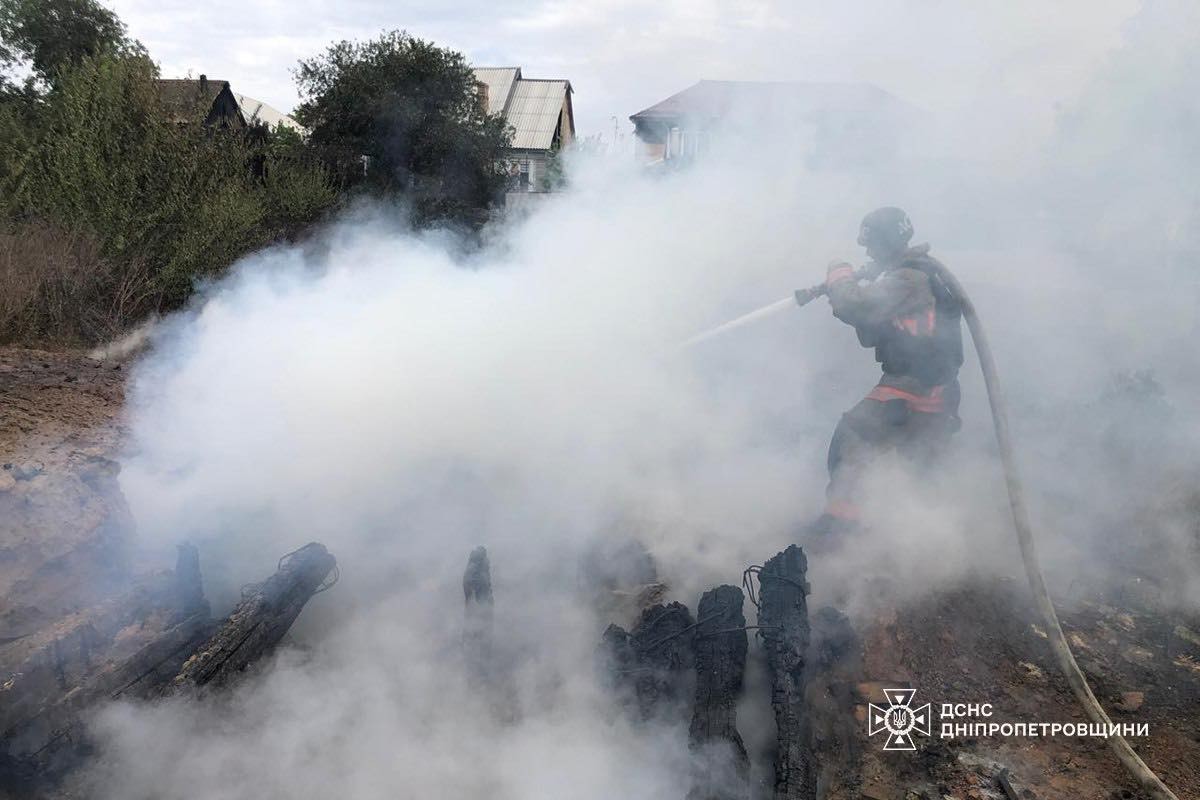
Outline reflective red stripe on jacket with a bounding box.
[824,499,861,521]
[892,308,936,337]
[865,383,947,413]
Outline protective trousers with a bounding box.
[824,379,960,522]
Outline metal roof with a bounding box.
[473,67,521,116]
[473,68,573,151]
[232,93,305,133]
[506,79,570,150]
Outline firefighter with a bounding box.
[809,207,964,544]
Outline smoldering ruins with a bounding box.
[3,205,1200,800]
[5,3,1200,797]
[0,538,336,789]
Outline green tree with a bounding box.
[294,30,511,226]
[0,0,135,90]
[540,142,564,191]
[0,0,343,343]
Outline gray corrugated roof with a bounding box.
[473,67,521,116]
[630,80,908,123]
[506,79,569,150]
[473,68,573,151]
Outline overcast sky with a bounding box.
[107,0,1141,147]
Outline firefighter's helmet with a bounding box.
[857,207,914,252]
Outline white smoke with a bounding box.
[86,4,1200,795]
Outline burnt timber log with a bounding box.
[757,544,814,800]
[601,623,636,700]
[462,546,521,723]
[170,542,336,690]
[1,542,336,792]
[2,612,213,781]
[603,601,695,723]
[463,546,494,688]
[689,584,749,800]
[0,544,211,783]
[0,544,208,738]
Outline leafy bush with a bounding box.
[0,220,155,343]
[263,150,338,231]
[0,52,337,342]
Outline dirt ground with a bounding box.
[0,347,126,471]
[0,347,133,642]
[846,576,1200,800]
[2,345,1198,799]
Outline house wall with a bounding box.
[633,108,903,169]
[631,118,704,164]
[640,141,667,162]
[502,149,550,193]
[558,100,574,148]
[504,191,556,212]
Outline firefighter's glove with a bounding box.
[825,260,855,288]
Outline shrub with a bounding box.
[0,220,155,343]
[0,53,337,341]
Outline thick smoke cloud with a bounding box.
[88,5,1200,795]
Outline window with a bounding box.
[667,127,682,159]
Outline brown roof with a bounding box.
[157,77,244,127]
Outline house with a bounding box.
[629,80,914,169]
[157,75,305,133]
[473,67,575,194]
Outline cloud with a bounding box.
[107,0,1137,143]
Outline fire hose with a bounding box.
[683,266,1179,800]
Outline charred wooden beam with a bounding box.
[2,542,335,793]
[0,543,212,783]
[463,546,494,688]
[603,602,696,723]
[1,612,212,780]
[170,542,336,690]
[756,544,814,800]
[601,622,636,694]
[0,543,208,739]
[462,546,521,723]
[631,602,695,721]
[689,584,749,800]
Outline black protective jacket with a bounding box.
[827,244,964,390]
